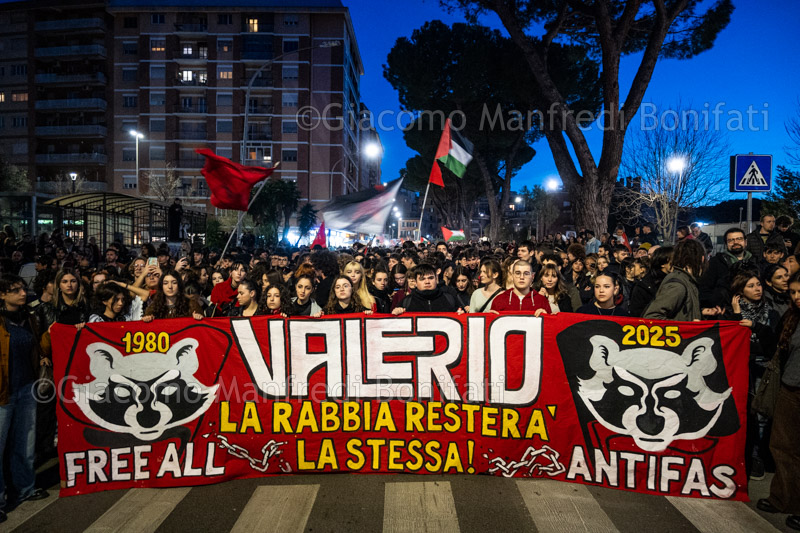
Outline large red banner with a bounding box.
[52,313,750,500]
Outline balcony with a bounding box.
[177,105,208,114]
[177,158,205,168]
[178,131,208,140]
[35,98,107,111]
[35,125,108,137]
[247,132,273,141]
[35,44,107,59]
[174,23,208,34]
[244,77,274,88]
[247,105,274,115]
[174,78,208,87]
[35,72,107,85]
[34,18,106,33]
[174,51,209,62]
[35,153,107,165]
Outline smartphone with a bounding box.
[147,257,158,267]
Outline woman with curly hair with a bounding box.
[142,270,203,322]
[260,284,292,317]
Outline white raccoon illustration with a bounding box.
[73,338,218,441]
[577,335,732,452]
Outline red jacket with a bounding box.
[490,289,551,314]
[210,278,238,307]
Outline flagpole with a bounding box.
[219,162,280,260]
[417,182,431,243]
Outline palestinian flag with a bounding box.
[429,118,474,187]
[420,236,430,244]
[321,179,403,235]
[442,227,466,242]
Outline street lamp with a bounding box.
[129,130,144,187]
[363,142,382,159]
[667,155,687,242]
[546,178,559,192]
[69,172,78,194]
[241,40,341,164]
[515,196,522,203]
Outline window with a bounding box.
[217,39,232,52]
[123,16,137,28]
[282,66,298,80]
[122,41,138,54]
[198,44,208,59]
[122,69,138,82]
[149,146,165,160]
[123,180,137,190]
[150,39,165,52]
[122,149,135,161]
[216,93,232,107]
[12,143,26,155]
[282,120,298,134]
[284,14,299,26]
[11,91,27,102]
[283,39,299,53]
[216,119,232,133]
[282,93,298,108]
[217,66,233,80]
[282,149,297,162]
[123,95,138,107]
[182,44,193,56]
[150,92,166,106]
[150,118,165,132]
[11,64,26,76]
[247,18,258,32]
[180,70,193,82]
[0,93,5,103]
[12,116,27,127]
[150,65,165,79]
[151,14,165,24]
[218,14,232,25]
[198,72,207,85]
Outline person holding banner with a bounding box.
[392,264,461,314]
[261,285,292,317]
[577,272,629,316]
[758,271,800,531]
[227,279,261,318]
[324,276,371,315]
[490,260,550,315]
[289,275,322,317]
[469,259,504,313]
[142,271,203,322]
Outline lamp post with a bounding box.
[395,211,402,240]
[129,130,144,188]
[69,172,78,194]
[241,40,341,164]
[667,156,687,243]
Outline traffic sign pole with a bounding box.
[747,192,752,234]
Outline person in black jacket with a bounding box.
[392,263,461,314]
[368,267,392,314]
[746,214,786,260]
[311,250,339,308]
[699,228,758,308]
[690,223,714,254]
[628,246,673,317]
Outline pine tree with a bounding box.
[762,166,800,218]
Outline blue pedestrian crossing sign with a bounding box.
[730,154,772,192]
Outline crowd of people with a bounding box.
[0,213,799,527]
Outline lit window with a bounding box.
[218,39,232,52]
[150,39,165,52]
[182,44,193,56]
[0,93,5,103]
[247,18,258,32]
[180,70,193,82]
[11,91,28,102]
[218,67,233,80]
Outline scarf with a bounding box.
[739,298,770,341]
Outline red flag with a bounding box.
[311,222,327,248]
[428,119,452,188]
[196,148,274,211]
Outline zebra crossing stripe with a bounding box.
[666,497,780,533]
[383,481,460,533]
[83,487,191,533]
[229,484,319,533]
[516,479,620,533]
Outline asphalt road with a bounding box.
[3,460,794,533]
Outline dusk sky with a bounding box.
[346,0,800,196]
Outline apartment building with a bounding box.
[0,0,374,214]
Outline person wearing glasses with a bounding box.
[699,228,758,309]
[490,260,551,315]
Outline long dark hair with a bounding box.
[92,282,129,317]
[146,269,192,318]
[670,239,707,278]
[449,266,474,295]
[778,271,800,352]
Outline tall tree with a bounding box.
[443,0,733,233]
[0,156,29,192]
[384,21,601,240]
[248,179,300,244]
[762,166,800,220]
[614,103,730,242]
[296,203,319,246]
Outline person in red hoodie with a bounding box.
[210,261,247,311]
[490,260,551,316]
